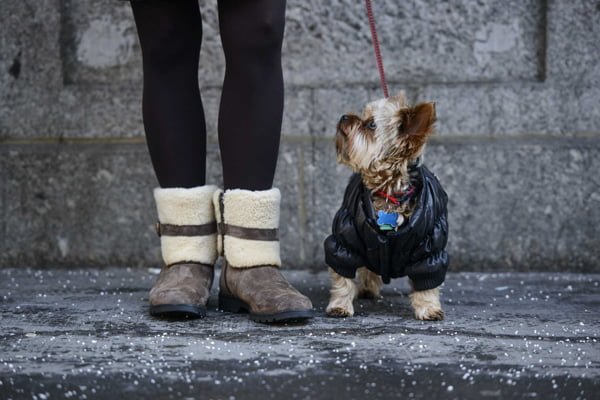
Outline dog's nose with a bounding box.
[338,114,353,136]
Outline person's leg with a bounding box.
[131,0,206,188]
[214,0,313,323]
[131,0,218,320]
[217,0,286,190]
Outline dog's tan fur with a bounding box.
[327,92,444,320]
[325,267,358,317]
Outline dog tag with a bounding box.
[377,210,398,230]
[396,214,404,227]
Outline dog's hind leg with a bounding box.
[357,267,383,299]
[326,267,358,317]
[408,280,444,321]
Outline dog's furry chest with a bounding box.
[371,196,415,220]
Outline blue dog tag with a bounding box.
[377,210,398,230]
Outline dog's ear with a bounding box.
[399,102,436,137]
[394,91,408,106]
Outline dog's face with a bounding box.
[335,92,436,173]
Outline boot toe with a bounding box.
[257,291,314,322]
[149,303,206,319]
[148,263,214,320]
[149,287,202,307]
[149,287,209,319]
[288,292,313,312]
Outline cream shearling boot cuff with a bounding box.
[154,185,218,266]
[213,188,282,268]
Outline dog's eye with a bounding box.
[367,121,377,130]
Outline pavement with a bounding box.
[0,267,598,400]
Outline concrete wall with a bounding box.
[1,0,599,271]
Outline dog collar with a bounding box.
[375,186,416,205]
[375,157,420,205]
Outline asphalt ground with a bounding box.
[0,267,598,399]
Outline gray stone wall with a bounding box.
[1,0,599,271]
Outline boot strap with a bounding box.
[217,223,279,241]
[216,192,279,242]
[155,222,217,237]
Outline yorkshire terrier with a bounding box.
[324,92,449,320]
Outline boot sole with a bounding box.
[218,294,314,323]
[149,304,206,319]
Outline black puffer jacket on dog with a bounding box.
[324,165,449,290]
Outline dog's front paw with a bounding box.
[410,288,444,321]
[413,306,444,321]
[326,299,354,317]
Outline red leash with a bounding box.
[365,0,389,98]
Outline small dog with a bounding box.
[324,92,449,320]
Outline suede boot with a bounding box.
[149,185,218,318]
[213,188,314,323]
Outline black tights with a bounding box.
[131,0,286,190]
